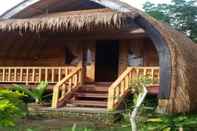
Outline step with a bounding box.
[85,82,112,85]
[74,92,108,99]
[147,85,160,95]
[72,100,107,107]
[79,85,109,92]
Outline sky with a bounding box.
[0,0,172,15]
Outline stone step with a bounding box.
[72,100,107,107]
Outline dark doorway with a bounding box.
[95,40,119,82]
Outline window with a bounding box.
[128,49,143,66]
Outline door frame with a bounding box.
[95,40,119,82]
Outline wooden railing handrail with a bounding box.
[54,66,82,88]
[52,66,82,108]
[109,67,133,90]
[0,66,75,68]
[0,66,76,84]
[107,66,160,111]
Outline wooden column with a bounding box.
[118,40,128,75]
[84,41,96,82]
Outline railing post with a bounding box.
[125,75,129,90]
[79,69,83,85]
[121,81,124,96]
[2,68,5,82]
[61,84,66,99]
[58,68,61,81]
[20,68,23,82]
[52,68,55,83]
[39,68,41,82]
[45,68,48,82]
[14,68,17,82]
[8,68,11,82]
[107,89,114,111]
[32,68,35,83]
[26,68,29,85]
[52,86,60,108]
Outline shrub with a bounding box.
[0,89,27,127]
[13,81,48,104]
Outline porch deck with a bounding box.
[0,66,160,111]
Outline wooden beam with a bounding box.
[40,31,146,40]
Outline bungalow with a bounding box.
[0,0,196,113]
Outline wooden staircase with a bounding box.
[51,66,160,111]
[68,82,111,108]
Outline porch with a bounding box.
[0,66,75,85]
[0,65,159,111]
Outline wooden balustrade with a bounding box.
[52,66,82,108]
[107,66,160,111]
[129,67,160,85]
[0,66,75,84]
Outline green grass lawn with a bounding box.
[0,118,132,131]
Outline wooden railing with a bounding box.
[107,66,160,111]
[0,66,75,85]
[52,66,82,108]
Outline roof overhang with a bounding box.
[0,9,140,33]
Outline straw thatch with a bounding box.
[0,9,131,32]
[122,4,197,113]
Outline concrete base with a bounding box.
[28,104,124,124]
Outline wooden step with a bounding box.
[79,85,109,92]
[85,82,112,85]
[74,92,108,99]
[147,85,160,95]
[72,100,107,107]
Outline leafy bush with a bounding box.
[139,114,197,131]
[13,81,48,104]
[0,89,27,127]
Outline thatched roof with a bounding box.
[0,9,132,32]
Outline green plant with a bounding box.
[12,81,48,104]
[127,76,152,131]
[139,114,197,131]
[129,76,152,94]
[0,89,27,127]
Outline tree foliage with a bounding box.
[143,0,197,42]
